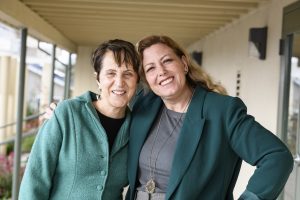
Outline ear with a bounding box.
[181,55,188,72]
[94,72,100,86]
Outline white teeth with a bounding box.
[160,77,173,86]
[113,90,126,95]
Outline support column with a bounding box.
[12,27,27,200]
[49,44,56,103]
[64,53,72,99]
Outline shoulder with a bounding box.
[131,88,160,110]
[54,91,94,116]
[205,91,234,104]
[203,91,247,117]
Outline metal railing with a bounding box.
[0,112,44,146]
[0,22,73,199]
[0,113,43,131]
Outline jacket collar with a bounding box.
[166,85,207,199]
[75,91,97,102]
[79,91,130,157]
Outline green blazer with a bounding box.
[19,91,129,200]
[127,85,293,200]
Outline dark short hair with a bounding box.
[91,39,140,81]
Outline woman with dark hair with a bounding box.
[19,39,139,200]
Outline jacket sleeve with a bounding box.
[225,97,293,200]
[19,109,63,200]
[238,189,262,200]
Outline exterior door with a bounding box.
[282,32,300,200]
[279,1,300,200]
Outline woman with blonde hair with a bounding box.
[127,35,293,200]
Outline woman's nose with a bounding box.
[115,75,125,86]
[158,65,166,77]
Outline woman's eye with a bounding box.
[124,72,133,77]
[163,59,172,64]
[146,67,154,73]
[106,72,115,77]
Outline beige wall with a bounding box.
[73,46,98,97]
[188,0,297,198]
[0,56,18,154]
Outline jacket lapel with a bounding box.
[128,92,163,194]
[166,86,207,199]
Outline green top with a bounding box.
[19,91,130,200]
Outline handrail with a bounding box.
[0,126,40,146]
[0,112,44,130]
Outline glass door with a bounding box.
[280,2,300,199]
[283,33,300,200]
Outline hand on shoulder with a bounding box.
[42,102,57,120]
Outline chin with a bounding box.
[159,90,178,98]
[111,101,128,108]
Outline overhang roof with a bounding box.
[1,0,270,52]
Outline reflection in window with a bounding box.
[287,57,300,155]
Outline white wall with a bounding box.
[188,0,296,198]
[73,46,98,97]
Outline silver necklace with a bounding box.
[145,88,195,194]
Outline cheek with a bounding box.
[129,81,137,90]
[126,78,138,89]
[100,79,110,86]
[145,73,155,83]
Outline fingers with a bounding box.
[49,102,57,110]
[41,102,57,121]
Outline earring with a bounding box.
[96,88,102,100]
[184,68,188,74]
[96,79,101,100]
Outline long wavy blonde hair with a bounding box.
[137,35,227,95]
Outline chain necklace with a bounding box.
[145,88,195,194]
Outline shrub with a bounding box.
[0,152,13,199]
[21,135,36,153]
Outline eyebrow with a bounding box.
[123,69,135,72]
[144,54,170,67]
[160,54,169,61]
[144,62,154,68]
[105,68,135,72]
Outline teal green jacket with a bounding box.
[127,85,293,200]
[19,91,130,200]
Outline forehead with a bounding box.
[102,51,133,69]
[102,51,117,64]
[143,44,174,60]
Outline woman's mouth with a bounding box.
[159,77,173,86]
[112,90,126,95]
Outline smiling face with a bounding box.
[142,43,189,101]
[97,50,138,110]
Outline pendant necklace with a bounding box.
[145,88,195,194]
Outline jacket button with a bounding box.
[100,170,106,176]
[97,185,103,191]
